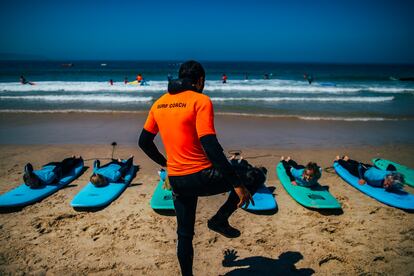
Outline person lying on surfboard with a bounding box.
[23,156,83,188]
[280,156,321,187]
[335,156,404,191]
[90,156,134,187]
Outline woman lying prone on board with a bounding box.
[335,155,405,191]
[280,156,321,187]
[90,156,134,187]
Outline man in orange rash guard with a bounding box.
[138,61,260,276]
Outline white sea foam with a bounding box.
[0,94,394,104]
[0,95,153,103]
[211,96,394,103]
[0,80,413,94]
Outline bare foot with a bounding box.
[280,156,285,161]
[286,156,291,162]
[343,155,350,161]
[335,155,340,161]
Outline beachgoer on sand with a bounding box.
[280,156,321,187]
[335,155,404,191]
[139,60,261,276]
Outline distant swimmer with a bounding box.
[20,75,35,85]
[124,77,128,84]
[244,73,249,80]
[303,73,313,84]
[136,74,143,83]
[222,73,228,84]
[264,73,269,80]
[109,79,114,85]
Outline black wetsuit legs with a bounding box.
[169,167,261,276]
[44,157,82,180]
[337,159,371,178]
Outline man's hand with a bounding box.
[358,179,366,185]
[234,185,254,208]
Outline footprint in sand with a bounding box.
[318,254,346,267]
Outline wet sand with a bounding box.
[1,112,413,148]
[0,112,414,275]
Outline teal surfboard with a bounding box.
[372,158,414,187]
[276,162,341,209]
[71,162,137,209]
[150,171,174,210]
[0,159,84,208]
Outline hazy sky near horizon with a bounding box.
[1,0,413,63]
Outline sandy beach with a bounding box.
[0,113,414,275]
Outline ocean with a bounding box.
[1,61,414,121]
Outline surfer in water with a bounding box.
[23,156,83,188]
[280,156,321,187]
[222,73,228,83]
[303,73,313,84]
[20,75,35,85]
[335,156,405,191]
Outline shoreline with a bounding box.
[1,112,414,148]
[1,109,412,122]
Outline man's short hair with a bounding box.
[178,60,205,82]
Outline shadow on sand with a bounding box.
[222,249,315,276]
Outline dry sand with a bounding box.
[0,144,413,275]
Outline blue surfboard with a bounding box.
[0,159,84,208]
[245,183,277,211]
[334,162,414,210]
[71,162,137,209]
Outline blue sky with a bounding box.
[1,0,413,63]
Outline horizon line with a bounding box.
[1,59,414,66]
